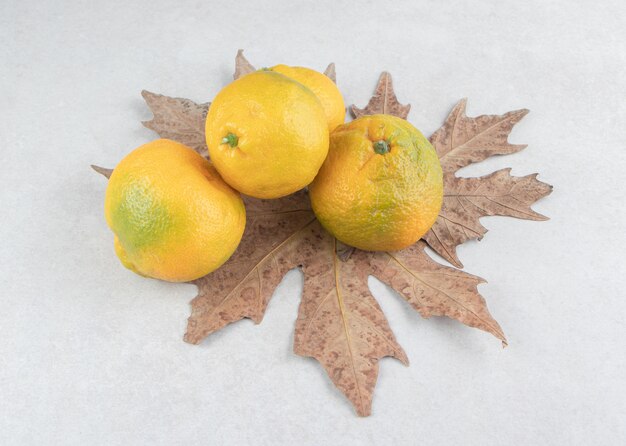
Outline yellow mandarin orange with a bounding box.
[205,70,329,199]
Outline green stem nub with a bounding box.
[373,140,390,154]
[221,133,239,148]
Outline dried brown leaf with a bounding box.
[184,191,315,344]
[141,90,210,157]
[233,49,256,80]
[91,165,113,179]
[423,169,553,268]
[350,71,411,119]
[430,99,529,174]
[370,241,507,346]
[107,64,551,416]
[323,63,336,83]
[293,221,408,417]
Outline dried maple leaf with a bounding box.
[350,71,411,119]
[141,90,210,156]
[94,51,551,416]
[423,169,553,268]
[430,98,529,174]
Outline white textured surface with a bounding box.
[1,1,625,444]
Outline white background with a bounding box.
[2,0,625,445]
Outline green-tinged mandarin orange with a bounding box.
[309,114,443,251]
[105,139,246,282]
[205,70,329,199]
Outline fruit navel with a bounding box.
[373,140,390,154]
[221,132,239,147]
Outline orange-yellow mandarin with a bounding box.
[309,114,443,252]
[270,64,345,131]
[105,139,246,282]
[205,70,329,199]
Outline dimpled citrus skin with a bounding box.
[309,114,443,252]
[270,64,346,131]
[105,139,246,282]
[206,70,329,199]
